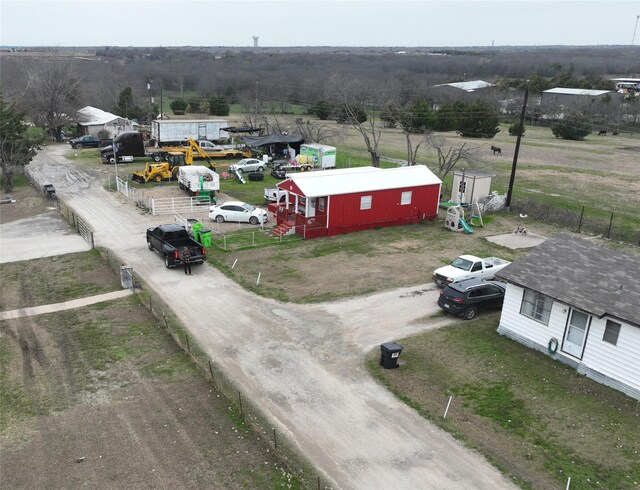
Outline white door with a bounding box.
[308,198,316,218]
[562,309,590,358]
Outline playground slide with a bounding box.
[459,218,474,234]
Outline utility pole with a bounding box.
[505,80,529,209]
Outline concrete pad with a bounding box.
[0,211,91,263]
[486,232,547,249]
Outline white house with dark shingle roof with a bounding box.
[495,233,640,400]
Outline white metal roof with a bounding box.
[434,80,494,92]
[284,165,441,198]
[543,87,612,96]
[76,106,121,125]
[153,119,228,123]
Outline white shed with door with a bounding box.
[450,170,493,205]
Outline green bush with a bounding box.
[170,99,188,115]
[508,122,525,136]
[551,112,591,140]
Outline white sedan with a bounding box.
[228,158,264,174]
[209,201,268,225]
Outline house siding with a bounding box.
[498,284,640,400]
[581,318,640,393]
[327,185,439,233]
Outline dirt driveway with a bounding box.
[24,144,516,489]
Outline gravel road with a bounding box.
[25,145,516,489]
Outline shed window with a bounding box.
[400,191,412,205]
[603,320,621,345]
[520,289,553,325]
[318,198,325,212]
[360,195,372,210]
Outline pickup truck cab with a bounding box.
[433,254,510,287]
[146,224,206,269]
[192,140,251,159]
[69,135,100,149]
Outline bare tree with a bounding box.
[294,119,342,145]
[425,133,481,179]
[21,62,83,141]
[328,77,386,167]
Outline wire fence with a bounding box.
[97,247,327,489]
[509,198,640,246]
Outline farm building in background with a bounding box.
[496,233,640,401]
[431,80,496,102]
[541,87,624,108]
[75,106,137,138]
[272,165,441,239]
[611,78,640,97]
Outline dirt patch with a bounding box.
[0,291,297,489]
[0,182,53,225]
[208,211,570,303]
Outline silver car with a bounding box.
[208,201,268,225]
[228,158,264,174]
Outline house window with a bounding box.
[603,320,621,345]
[360,195,372,210]
[401,191,412,205]
[318,198,325,212]
[520,289,553,325]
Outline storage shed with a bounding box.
[450,170,493,205]
[274,165,441,239]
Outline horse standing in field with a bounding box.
[491,145,502,155]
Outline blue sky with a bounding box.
[1,0,639,47]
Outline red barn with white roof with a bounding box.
[274,165,442,239]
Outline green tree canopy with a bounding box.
[114,87,145,120]
[208,96,230,116]
[0,93,41,192]
[169,98,188,114]
[310,100,333,120]
[551,112,592,140]
[457,100,500,138]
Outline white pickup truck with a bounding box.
[264,187,288,203]
[432,254,511,287]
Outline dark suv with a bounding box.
[437,278,505,320]
[69,135,100,149]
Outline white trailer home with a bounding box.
[495,233,640,400]
[152,119,229,146]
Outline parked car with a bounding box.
[271,165,287,179]
[208,201,268,225]
[69,135,100,149]
[437,278,506,320]
[228,158,264,174]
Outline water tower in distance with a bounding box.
[252,36,259,48]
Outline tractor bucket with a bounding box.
[131,172,145,183]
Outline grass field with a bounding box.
[365,313,640,490]
[0,252,303,488]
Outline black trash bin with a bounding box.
[380,342,403,369]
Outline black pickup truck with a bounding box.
[146,224,206,269]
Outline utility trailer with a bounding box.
[299,144,336,169]
[151,119,229,147]
[178,166,220,201]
